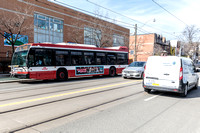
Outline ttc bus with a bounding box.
[10,43,129,80]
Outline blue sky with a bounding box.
[50,0,200,40]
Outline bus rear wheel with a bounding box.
[57,69,68,81]
[109,67,116,77]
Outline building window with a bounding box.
[84,27,101,47]
[34,13,63,43]
[113,34,124,46]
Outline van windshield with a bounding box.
[129,62,145,67]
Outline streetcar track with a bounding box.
[0,77,133,94]
[0,80,141,102]
[0,83,142,114]
[10,91,144,133]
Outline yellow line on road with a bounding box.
[0,80,142,108]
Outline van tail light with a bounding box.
[179,67,183,80]
[143,65,146,78]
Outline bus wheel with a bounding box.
[109,67,116,77]
[57,69,68,81]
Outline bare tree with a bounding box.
[130,35,152,61]
[91,9,115,47]
[178,25,200,59]
[0,5,34,55]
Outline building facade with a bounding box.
[129,33,170,62]
[0,0,130,73]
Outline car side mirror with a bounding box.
[194,68,198,72]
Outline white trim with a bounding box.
[34,11,64,21]
[0,7,33,17]
[30,46,128,53]
[28,65,128,72]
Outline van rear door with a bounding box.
[144,56,180,89]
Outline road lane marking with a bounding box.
[144,93,163,102]
[0,80,142,108]
[144,95,159,101]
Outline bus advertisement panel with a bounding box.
[76,66,104,76]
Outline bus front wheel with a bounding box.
[57,69,68,81]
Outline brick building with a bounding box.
[129,33,170,62]
[0,0,129,73]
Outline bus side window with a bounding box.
[28,49,35,67]
[83,52,95,65]
[117,53,127,65]
[107,53,116,65]
[55,50,69,66]
[96,52,106,65]
[71,51,83,65]
[35,49,52,66]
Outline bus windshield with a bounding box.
[11,51,28,67]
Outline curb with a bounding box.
[0,78,33,84]
[0,79,20,83]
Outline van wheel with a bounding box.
[109,67,116,77]
[181,84,188,97]
[194,79,199,89]
[144,88,151,93]
[57,69,68,81]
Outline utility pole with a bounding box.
[134,24,137,61]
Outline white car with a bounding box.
[143,56,199,97]
[122,61,146,79]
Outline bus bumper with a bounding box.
[13,74,30,79]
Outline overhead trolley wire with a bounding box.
[85,0,178,37]
[152,0,188,26]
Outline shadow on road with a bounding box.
[148,86,200,99]
[19,75,123,84]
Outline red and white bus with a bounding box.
[10,43,129,80]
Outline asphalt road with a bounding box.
[0,76,200,133]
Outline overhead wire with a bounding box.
[152,0,188,26]
[85,0,178,38]
[52,0,177,38]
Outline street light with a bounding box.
[140,18,156,28]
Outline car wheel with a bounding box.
[194,79,199,89]
[123,77,127,79]
[181,84,188,97]
[144,88,151,93]
[141,72,144,79]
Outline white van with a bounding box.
[143,56,199,97]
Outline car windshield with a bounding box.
[128,62,145,67]
[11,51,28,67]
